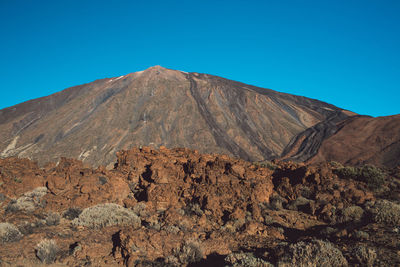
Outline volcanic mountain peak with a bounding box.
[0,67,352,167]
[137,65,166,76]
[106,66,178,82]
[147,65,166,70]
[145,65,188,73]
[127,65,188,82]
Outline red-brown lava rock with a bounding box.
[0,147,399,266]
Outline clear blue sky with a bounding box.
[1,0,399,117]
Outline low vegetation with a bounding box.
[173,241,204,265]
[353,246,377,266]
[253,160,277,170]
[0,147,399,265]
[334,164,386,190]
[45,212,61,226]
[62,207,82,220]
[6,187,47,212]
[72,203,141,229]
[35,239,59,264]
[366,199,400,225]
[278,239,348,266]
[0,222,23,243]
[336,205,365,223]
[225,252,273,267]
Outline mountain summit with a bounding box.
[0,66,351,167]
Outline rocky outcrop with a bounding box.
[0,147,399,266]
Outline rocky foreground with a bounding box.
[0,146,399,266]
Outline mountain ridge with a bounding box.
[0,66,350,167]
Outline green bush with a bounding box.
[334,165,385,190]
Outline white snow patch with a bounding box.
[108,75,125,83]
[179,70,188,74]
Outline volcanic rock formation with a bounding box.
[0,147,399,266]
[0,66,351,167]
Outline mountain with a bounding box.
[282,114,400,168]
[0,66,351,167]
[306,114,400,167]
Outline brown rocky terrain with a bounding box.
[283,114,400,168]
[1,65,400,266]
[0,147,399,266]
[0,66,352,168]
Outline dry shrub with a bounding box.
[225,252,273,266]
[173,241,204,265]
[353,246,377,266]
[35,239,59,264]
[335,165,385,190]
[278,239,348,267]
[6,187,47,212]
[72,203,141,229]
[0,222,23,243]
[367,199,400,226]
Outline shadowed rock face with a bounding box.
[0,65,349,166]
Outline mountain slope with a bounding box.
[280,111,358,162]
[305,114,400,167]
[0,66,350,167]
